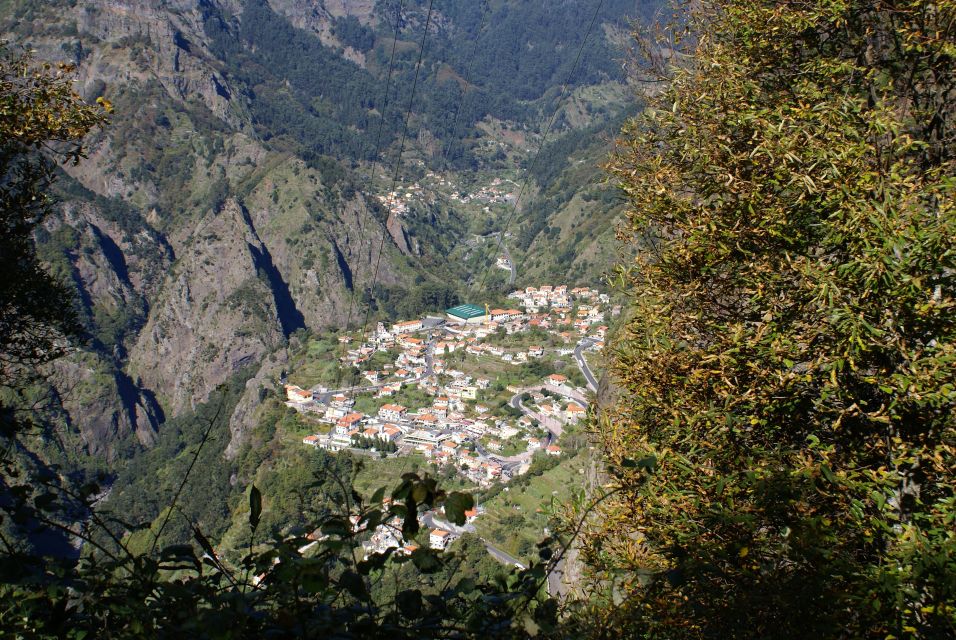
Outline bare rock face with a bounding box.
[239,158,402,330]
[45,199,172,352]
[128,198,289,415]
[73,0,246,129]
[224,347,288,460]
[385,213,413,256]
[52,352,161,458]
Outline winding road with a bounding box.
[574,338,599,392]
[421,511,526,569]
[496,232,517,286]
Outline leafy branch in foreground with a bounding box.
[0,466,566,639]
[588,0,956,637]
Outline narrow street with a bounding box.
[422,510,526,569]
[574,338,599,392]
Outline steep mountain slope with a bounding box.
[1,0,657,479]
[3,0,408,441]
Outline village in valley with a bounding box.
[280,284,616,558]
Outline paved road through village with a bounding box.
[574,338,599,392]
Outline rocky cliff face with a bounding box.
[223,346,288,460]
[72,0,247,129]
[52,352,162,458]
[238,156,403,326]
[29,189,171,455]
[3,0,409,455]
[127,198,288,414]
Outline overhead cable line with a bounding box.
[346,0,437,400]
[337,0,407,339]
[469,0,607,299]
[333,0,407,392]
[435,0,490,173]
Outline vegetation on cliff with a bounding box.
[0,44,108,411]
[587,0,956,636]
[3,0,956,638]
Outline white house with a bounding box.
[429,528,456,550]
[392,319,423,334]
[379,404,407,421]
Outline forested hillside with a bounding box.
[6,0,948,638]
[0,0,657,573]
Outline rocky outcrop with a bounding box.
[47,198,173,352]
[128,198,289,415]
[4,0,412,450]
[265,0,370,57]
[385,213,413,256]
[73,0,248,129]
[52,352,162,458]
[239,158,402,330]
[224,347,288,459]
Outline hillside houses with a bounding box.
[294,281,608,489]
[285,385,314,404]
[379,404,407,421]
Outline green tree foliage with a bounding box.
[352,434,399,453]
[102,372,252,551]
[0,468,560,638]
[363,281,461,321]
[198,0,651,170]
[586,1,956,637]
[0,45,107,418]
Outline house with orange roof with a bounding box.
[441,439,459,453]
[335,412,365,433]
[416,413,438,426]
[429,528,456,550]
[330,394,352,407]
[566,402,586,422]
[285,385,314,403]
[399,335,424,348]
[382,425,402,442]
[379,404,407,421]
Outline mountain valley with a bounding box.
[1,0,651,559]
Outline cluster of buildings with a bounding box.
[296,376,527,486]
[509,285,611,315]
[359,498,481,559]
[448,177,518,208]
[289,284,611,487]
[377,181,430,217]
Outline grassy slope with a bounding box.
[475,450,589,561]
